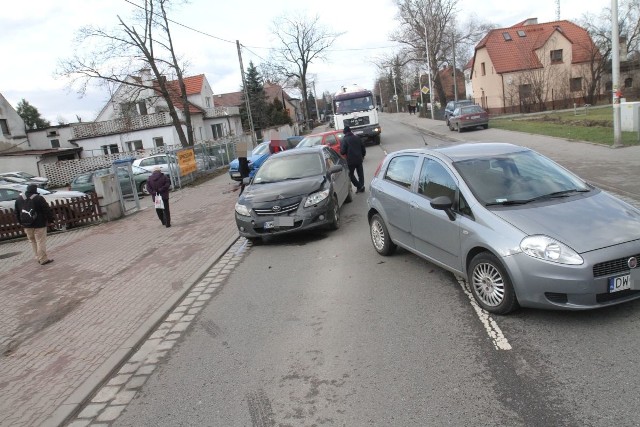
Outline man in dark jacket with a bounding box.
[14,184,55,265]
[340,126,367,193]
[146,167,172,227]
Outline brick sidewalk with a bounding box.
[0,172,241,427]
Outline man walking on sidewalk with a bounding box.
[147,167,172,227]
[14,184,55,265]
[340,126,367,193]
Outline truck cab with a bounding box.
[332,85,381,145]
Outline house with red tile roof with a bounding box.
[70,69,243,156]
[471,18,603,114]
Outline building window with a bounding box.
[0,119,10,135]
[481,62,486,76]
[138,101,147,115]
[102,144,119,155]
[550,49,563,63]
[570,77,583,92]
[205,97,211,108]
[625,77,633,88]
[519,84,532,99]
[502,32,512,41]
[50,139,60,148]
[153,137,164,147]
[126,140,143,151]
[211,123,223,139]
[517,30,526,37]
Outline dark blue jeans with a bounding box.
[348,163,364,190]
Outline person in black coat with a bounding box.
[340,126,367,193]
[14,184,55,265]
[146,167,172,227]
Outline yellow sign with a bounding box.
[421,86,430,95]
[177,148,197,176]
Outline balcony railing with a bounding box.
[72,112,174,139]
[204,106,239,118]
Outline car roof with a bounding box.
[392,143,530,162]
[273,146,326,157]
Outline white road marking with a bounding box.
[456,277,512,351]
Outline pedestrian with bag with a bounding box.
[340,126,367,193]
[14,184,55,265]
[147,166,172,228]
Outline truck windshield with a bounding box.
[335,96,374,114]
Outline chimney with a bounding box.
[139,68,153,87]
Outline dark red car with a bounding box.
[295,130,345,158]
[448,105,489,132]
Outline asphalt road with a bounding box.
[112,119,640,427]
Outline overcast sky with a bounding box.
[1,0,607,124]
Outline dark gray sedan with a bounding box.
[235,146,353,242]
[367,143,640,314]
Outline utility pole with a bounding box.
[452,33,458,102]
[378,80,384,112]
[311,80,320,122]
[236,40,256,152]
[419,68,424,114]
[424,14,435,120]
[391,68,399,113]
[612,0,623,148]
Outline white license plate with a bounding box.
[470,115,480,119]
[354,130,363,135]
[264,216,294,229]
[609,274,630,292]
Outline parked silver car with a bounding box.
[0,171,49,188]
[367,143,640,314]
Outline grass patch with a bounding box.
[491,106,639,146]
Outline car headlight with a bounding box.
[304,189,330,207]
[235,202,251,217]
[520,235,583,265]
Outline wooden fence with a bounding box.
[0,193,102,241]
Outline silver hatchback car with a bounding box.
[367,143,640,314]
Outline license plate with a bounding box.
[609,274,631,292]
[354,130,363,135]
[264,216,294,229]
[471,115,480,119]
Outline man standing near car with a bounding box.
[14,184,55,265]
[147,167,172,228]
[340,126,367,193]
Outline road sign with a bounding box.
[421,86,430,95]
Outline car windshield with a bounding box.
[335,96,374,114]
[252,142,271,156]
[459,105,484,115]
[454,150,590,206]
[253,153,324,183]
[297,135,324,148]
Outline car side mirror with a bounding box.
[430,196,456,221]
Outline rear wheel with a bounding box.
[369,213,396,256]
[328,196,340,230]
[457,123,463,133]
[448,122,455,131]
[468,252,518,314]
[140,181,149,195]
[483,124,489,129]
[345,184,354,203]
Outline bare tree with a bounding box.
[268,12,342,125]
[57,0,194,146]
[390,0,493,107]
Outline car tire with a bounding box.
[468,252,518,315]
[369,213,396,256]
[449,122,455,131]
[345,184,354,203]
[457,123,463,133]
[483,124,489,129]
[328,196,340,230]
[140,181,149,195]
[373,135,381,145]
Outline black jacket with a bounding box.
[14,192,54,228]
[147,170,171,200]
[340,132,366,166]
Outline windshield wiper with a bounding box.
[485,188,590,206]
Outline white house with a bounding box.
[70,70,243,157]
[0,92,28,151]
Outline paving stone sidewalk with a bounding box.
[0,172,241,427]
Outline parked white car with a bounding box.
[0,171,49,188]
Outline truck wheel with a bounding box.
[373,135,381,145]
